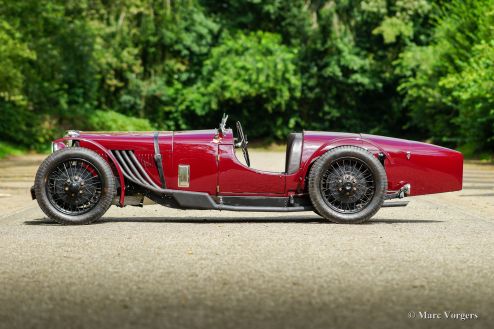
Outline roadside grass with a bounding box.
[248,140,286,152]
[0,141,27,158]
[0,141,51,159]
[473,155,493,163]
[457,143,493,163]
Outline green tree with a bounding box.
[299,0,432,136]
[179,31,302,138]
[0,19,36,146]
[0,20,35,99]
[1,0,493,157]
[398,0,494,151]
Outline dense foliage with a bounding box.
[0,0,492,155]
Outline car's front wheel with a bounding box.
[34,147,116,225]
[308,146,387,224]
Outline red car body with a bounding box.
[51,128,463,208]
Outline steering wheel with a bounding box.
[235,121,250,167]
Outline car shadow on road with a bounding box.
[24,217,443,225]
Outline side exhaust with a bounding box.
[112,150,160,188]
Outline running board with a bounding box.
[382,201,409,207]
[173,191,313,212]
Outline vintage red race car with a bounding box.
[31,115,463,224]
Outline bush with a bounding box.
[86,110,154,131]
[179,31,302,139]
[398,0,494,151]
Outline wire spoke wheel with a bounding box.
[320,157,375,214]
[35,147,116,224]
[46,158,103,216]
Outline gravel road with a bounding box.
[0,151,493,329]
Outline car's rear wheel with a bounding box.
[34,147,115,225]
[308,146,387,224]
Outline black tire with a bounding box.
[34,147,116,225]
[308,146,387,224]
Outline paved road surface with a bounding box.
[0,152,493,329]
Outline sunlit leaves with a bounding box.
[398,0,494,150]
[193,31,301,112]
[0,20,35,100]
